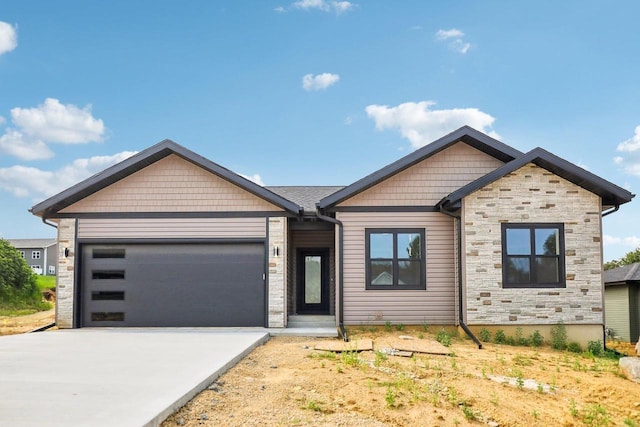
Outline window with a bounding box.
[501,223,565,288]
[32,251,41,259]
[19,251,25,258]
[48,265,56,275]
[366,229,425,290]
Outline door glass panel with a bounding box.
[304,256,321,304]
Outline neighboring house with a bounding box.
[7,238,58,276]
[604,262,640,342]
[29,126,634,345]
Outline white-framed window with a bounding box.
[30,265,42,275]
[48,265,56,275]
[19,251,25,258]
[32,251,41,259]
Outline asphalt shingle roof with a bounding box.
[266,186,344,213]
[6,238,57,249]
[604,262,640,285]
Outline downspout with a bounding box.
[438,202,483,349]
[601,204,618,352]
[315,208,348,342]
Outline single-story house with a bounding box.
[604,262,640,342]
[30,126,634,345]
[7,238,57,276]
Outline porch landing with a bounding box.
[269,315,338,337]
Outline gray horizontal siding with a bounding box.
[78,217,266,239]
[338,211,456,325]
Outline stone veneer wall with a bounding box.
[268,217,287,327]
[463,163,603,326]
[56,218,76,328]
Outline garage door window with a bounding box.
[92,248,125,258]
[91,291,125,301]
[91,312,124,321]
[92,270,125,280]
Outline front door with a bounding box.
[297,249,330,314]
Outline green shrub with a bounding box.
[384,321,392,332]
[530,330,544,347]
[587,340,603,356]
[436,329,451,347]
[515,327,529,346]
[550,322,567,350]
[494,329,507,344]
[566,342,582,353]
[0,239,50,314]
[478,328,491,342]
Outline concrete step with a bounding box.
[288,315,336,328]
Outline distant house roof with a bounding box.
[437,147,635,211]
[267,186,345,214]
[318,126,523,209]
[604,262,640,286]
[6,238,57,249]
[30,139,303,217]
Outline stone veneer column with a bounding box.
[268,217,287,327]
[56,218,76,328]
[463,163,603,326]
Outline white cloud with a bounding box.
[435,28,471,54]
[436,29,464,40]
[302,73,340,91]
[615,126,640,177]
[0,151,137,199]
[0,98,106,161]
[365,101,497,149]
[617,125,640,152]
[344,116,353,125]
[603,234,640,248]
[240,173,265,186]
[0,22,17,55]
[11,98,105,144]
[274,6,286,12]
[0,129,54,160]
[292,0,354,14]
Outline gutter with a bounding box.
[437,202,483,349]
[315,208,348,342]
[602,205,619,217]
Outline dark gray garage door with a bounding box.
[81,243,265,327]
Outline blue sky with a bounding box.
[0,1,639,261]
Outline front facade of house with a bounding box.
[7,239,57,276]
[31,127,634,343]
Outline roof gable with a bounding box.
[31,140,302,217]
[318,126,523,209]
[438,147,635,210]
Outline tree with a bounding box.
[604,246,640,270]
[0,239,41,309]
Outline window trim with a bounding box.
[32,251,41,259]
[501,223,566,289]
[365,228,426,290]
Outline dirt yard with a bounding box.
[162,327,640,427]
[0,308,55,335]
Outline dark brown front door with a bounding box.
[297,249,330,314]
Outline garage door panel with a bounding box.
[82,243,265,327]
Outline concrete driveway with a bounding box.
[0,328,269,427]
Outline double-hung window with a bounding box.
[501,223,565,288]
[32,251,41,259]
[366,229,425,290]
